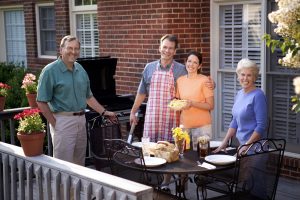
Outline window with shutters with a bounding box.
[70,0,99,57]
[215,2,263,136]
[266,1,300,153]
[36,4,56,58]
[0,9,27,66]
[212,0,300,153]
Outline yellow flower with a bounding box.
[172,127,190,149]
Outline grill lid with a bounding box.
[77,56,134,111]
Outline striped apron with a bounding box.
[143,62,179,142]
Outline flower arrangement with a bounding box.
[292,77,300,112]
[21,73,37,94]
[0,82,11,97]
[264,0,300,67]
[198,135,210,145]
[264,0,300,112]
[172,126,190,145]
[14,108,45,134]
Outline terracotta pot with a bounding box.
[17,132,45,156]
[0,96,5,112]
[26,93,38,108]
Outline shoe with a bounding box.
[161,186,171,193]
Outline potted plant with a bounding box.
[14,108,46,156]
[0,82,11,111]
[21,73,38,108]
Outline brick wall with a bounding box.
[97,0,211,95]
[282,156,300,181]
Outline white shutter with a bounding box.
[218,3,262,136]
[4,10,27,66]
[76,13,99,57]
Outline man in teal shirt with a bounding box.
[37,35,116,166]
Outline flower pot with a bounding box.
[17,132,45,156]
[0,96,5,111]
[26,93,38,108]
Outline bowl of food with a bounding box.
[168,99,188,111]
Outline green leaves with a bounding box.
[291,95,300,113]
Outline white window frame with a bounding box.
[69,0,99,57]
[210,0,267,140]
[35,3,56,59]
[0,5,24,63]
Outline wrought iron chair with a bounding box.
[194,138,286,200]
[104,139,181,199]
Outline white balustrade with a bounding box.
[0,142,153,200]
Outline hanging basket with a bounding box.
[26,93,38,108]
[17,131,45,156]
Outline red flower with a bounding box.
[14,108,41,120]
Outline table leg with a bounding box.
[175,174,192,199]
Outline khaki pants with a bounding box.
[50,114,87,166]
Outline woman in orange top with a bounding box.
[175,50,214,150]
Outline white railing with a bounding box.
[0,142,153,200]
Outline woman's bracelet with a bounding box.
[101,109,107,116]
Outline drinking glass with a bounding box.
[141,136,150,157]
[175,138,185,158]
[199,142,209,159]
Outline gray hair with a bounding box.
[60,35,80,48]
[236,58,259,80]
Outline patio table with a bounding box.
[113,148,236,199]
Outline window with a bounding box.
[36,4,56,57]
[214,2,263,135]
[266,1,300,153]
[75,0,96,6]
[3,10,27,66]
[70,0,99,57]
[76,13,99,57]
[212,0,300,153]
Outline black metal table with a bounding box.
[113,149,235,199]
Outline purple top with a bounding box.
[230,88,268,145]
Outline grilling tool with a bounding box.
[127,112,138,144]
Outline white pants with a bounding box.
[50,114,87,166]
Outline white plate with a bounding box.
[210,141,222,148]
[134,156,167,167]
[205,155,236,165]
[132,142,156,148]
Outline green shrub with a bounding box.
[0,62,40,109]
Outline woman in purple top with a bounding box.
[214,58,268,153]
[212,58,268,198]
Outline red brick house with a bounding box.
[0,0,299,179]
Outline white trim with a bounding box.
[210,0,267,141]
[0,11,6,61]
[35,3,56,59]
[0,6,23,62]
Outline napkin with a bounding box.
[198,162,216,170]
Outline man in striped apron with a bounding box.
[130,34,187,142]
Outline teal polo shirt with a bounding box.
[37,58,93,112]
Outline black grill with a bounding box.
[77,56,134,118]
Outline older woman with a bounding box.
[214,58,267,153]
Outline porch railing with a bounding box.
[0,108,153,199]
[0,142,153,200]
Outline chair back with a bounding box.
[104,139,150,184]
[234,138,286,200]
